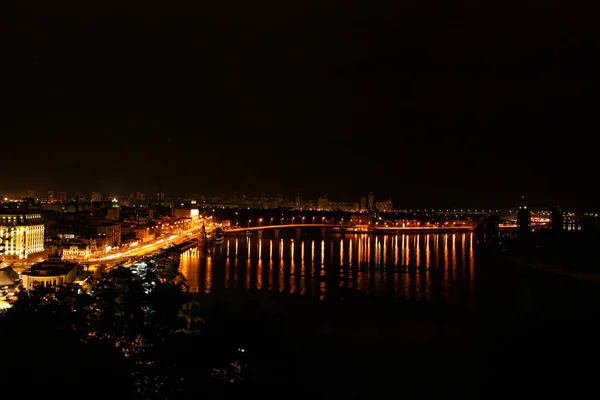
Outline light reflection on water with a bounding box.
[179,233,478,307]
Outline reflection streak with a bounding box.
[177,233,480,309]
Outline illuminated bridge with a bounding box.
[224,223,476,237]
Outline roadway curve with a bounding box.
[81,224,213,265]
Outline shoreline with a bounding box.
[509,257,600,284]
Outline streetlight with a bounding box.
[270,217,273,226]
[280,217,284,224]
[259,218,263,226]
[302,216,305,224]
[292,217,295,224]
[248,219,251,227]
[322,216,326,224]
[312,216,315,224]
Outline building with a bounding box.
[0,212,45,264]
[106,207,120,221]
[87,220,122,249]
[376,198,393,212]
[60,239,97,261]
[174,207,199,220]
[21,256,78,290]
[0,265,19,289]
[360,196,367,212]
[90,192,102,202]
[367,192,376,210]
[134,225,156,243]
[317,195,330,211]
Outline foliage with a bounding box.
[0,265,245,398]
[178,300,204,333]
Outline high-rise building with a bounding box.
[318,195,330,210]
[135,192,146,204]
[0,212,45,263]
[360,196,367,211]
[157,185,165,206]
[367,192,375,210]
[294,194,301,208]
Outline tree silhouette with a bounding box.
[178,300,203,332]
[0,263,247,398]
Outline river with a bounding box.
[177,231,600,397]
[180,232,477,305]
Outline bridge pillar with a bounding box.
[257,230,263,238]
[295,228,301,239]
[273,229,280,239]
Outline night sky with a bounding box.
[2,1,597,210]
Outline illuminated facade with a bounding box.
[174,208,199,220]
[21,258,78,290]
[376,199,393,212]
[0,213,45,263]
[61,239,97,261]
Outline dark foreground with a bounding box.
[210,249,600,399]
[3,257,600,399]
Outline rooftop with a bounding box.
[0,212,44,225]
[22,259,78,277]
[0,266,19,286]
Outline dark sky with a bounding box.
[2,1,597,210]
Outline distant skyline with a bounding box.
[3,2,597,212]
[0,186,591,213]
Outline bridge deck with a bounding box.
[224,224,476,232]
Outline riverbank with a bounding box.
[510,257,600,284]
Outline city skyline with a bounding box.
[4,2,596,211]
[0,186,592,214]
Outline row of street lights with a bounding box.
[244,216,328,227]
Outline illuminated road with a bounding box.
[82,222,214,265]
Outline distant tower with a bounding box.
[517,196,530,237]
[551,206,564,232]
[157,184,164,206]
[360,196,367,211]
[367,192,375,210]
[367,192,378,221]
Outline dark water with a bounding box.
[178,232,600,397]
[180,232,477,307]
[180,232,600,313]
